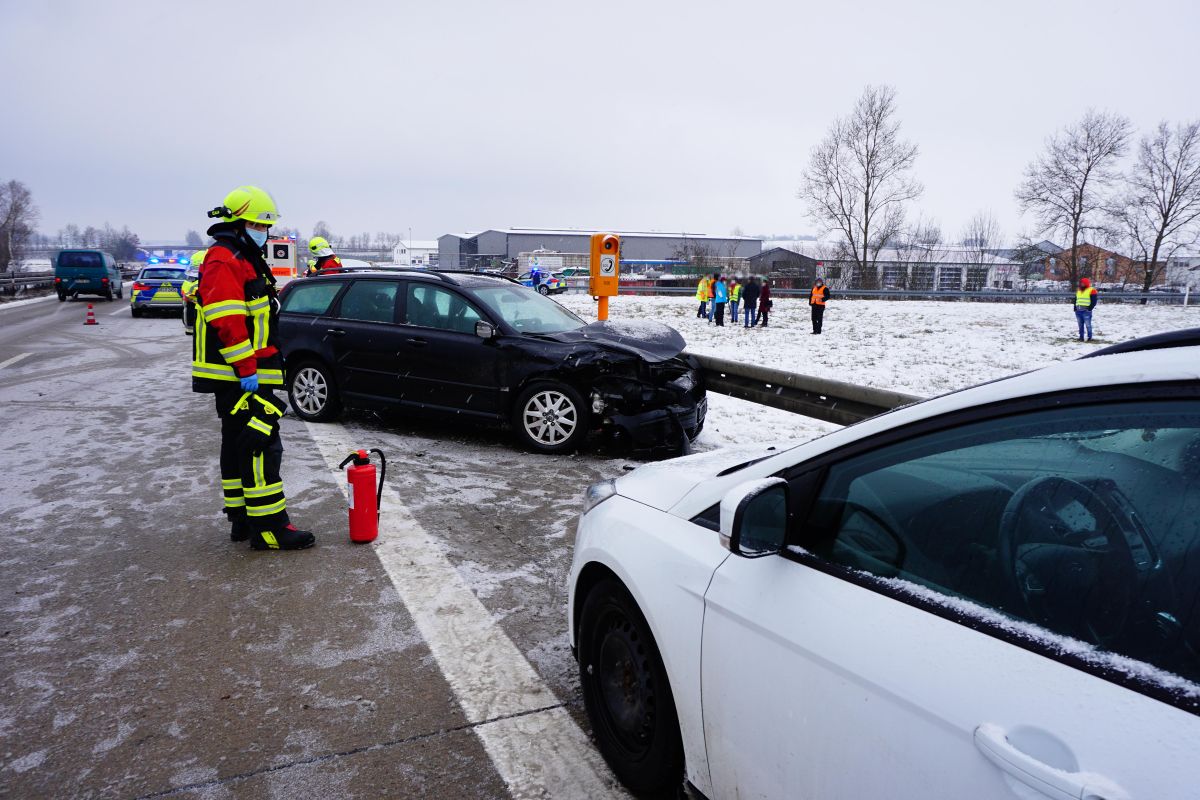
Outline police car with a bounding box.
[518,271,567,295]
[130,259,189,317]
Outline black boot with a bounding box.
[250,524,316,551]
[228,510,250,542]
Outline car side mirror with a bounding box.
[719,478,789,557]
[475,320,497,339]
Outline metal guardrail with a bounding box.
[0,268,138,295]
[691,352,922,426]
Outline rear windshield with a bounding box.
[58,252,104,269]
[140,268,187,281]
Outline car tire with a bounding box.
[104,289,113,301]
[579,578,684,797]
[131,306,143,318]
[288,360,341,422]
[57,291,66,302]
[513,381,588,454]
[117,285,123,300]
[537,284,550,296]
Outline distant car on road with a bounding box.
[518,271,567,295]
[130,266,187,317]
[278,269,705,454]
[569,329,1200,799]
[54,249,123,302]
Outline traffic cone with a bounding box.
[84,304,98,325]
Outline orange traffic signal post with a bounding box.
[589,233,620,321]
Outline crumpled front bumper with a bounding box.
[600,394,707,453]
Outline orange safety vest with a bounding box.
[811,286,826,305]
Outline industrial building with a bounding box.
[438,228,762,270]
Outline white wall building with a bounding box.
[391,240,439,267]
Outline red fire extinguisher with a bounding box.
[338,448,386,543]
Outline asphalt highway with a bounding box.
[0,292,633,798]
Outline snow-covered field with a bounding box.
[556,294,1198,448]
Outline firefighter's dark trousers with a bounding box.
[214,386,290,532]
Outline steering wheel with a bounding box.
[997,476,1139,647]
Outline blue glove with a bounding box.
[239,373,259,393]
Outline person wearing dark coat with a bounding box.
[758,280,772,327]
[742,278,760,327]
[809,278,830,333]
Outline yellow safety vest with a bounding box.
[1075,288,1095,309]
[696,279,709,300]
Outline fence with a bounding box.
[559,279,1194,305]
[1,267,141,296]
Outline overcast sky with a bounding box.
[2,0,1198,245]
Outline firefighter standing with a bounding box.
[1074,277,1098,342]
[809,278,830,334]
[194,185,315,551]
[181,248,206,336]
[305,236,342,277]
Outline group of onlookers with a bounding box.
[695,274,832,333]
[695,274,773,328]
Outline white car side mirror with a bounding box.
[719,478,789,557]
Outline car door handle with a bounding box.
[405,337,427,347]
[973,725,1129,800]
[326,328,346,337]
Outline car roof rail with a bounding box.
[1080,327,1200,359]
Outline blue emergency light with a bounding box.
[148,257,160,264]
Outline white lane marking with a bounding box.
[307,423,626,799]
[0,352,32,370]
[109,306,131,316]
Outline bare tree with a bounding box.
[1015,109,1132,285]
[312,220,333,241]
[890,216,945,289]
[800,85,922,287]
[1109,120,1200,293]
[0,180,39,272]
[185,230,203,247]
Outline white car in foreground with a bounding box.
[568,330,1200,800]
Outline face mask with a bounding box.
[245,227,268,247]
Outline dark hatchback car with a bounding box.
[277,270,707,454]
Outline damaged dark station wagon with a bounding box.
[277,269,707,454]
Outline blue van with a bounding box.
[54,250,123,301]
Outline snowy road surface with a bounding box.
[0,293,1194,797]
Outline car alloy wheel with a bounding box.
[522,388,578,446]
[289,362,340,422]
[537,284,550,295]
[579,579,683,794]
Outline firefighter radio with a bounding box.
[589,233,620,321]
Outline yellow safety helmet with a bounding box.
[207,185,281,226]
[308,236,334,257]
[189,248,208,268]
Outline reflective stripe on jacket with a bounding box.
[191,240,283,393]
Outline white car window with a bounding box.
[801,399,1200,698]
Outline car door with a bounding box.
[325,279,404,407]
[701,388,1200,799]
[398,282,503,416]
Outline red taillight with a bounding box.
[101,277,109,284]
[54,277,61,283]
[132,282,150,291]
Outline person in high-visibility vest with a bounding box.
[1074,277,1099,342]
[695,275,710,318]
[809,278,830,334]
[181,248,207,336]
[195,185,315,551]
[729,278,742,323]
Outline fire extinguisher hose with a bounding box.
[369,448,386,520]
